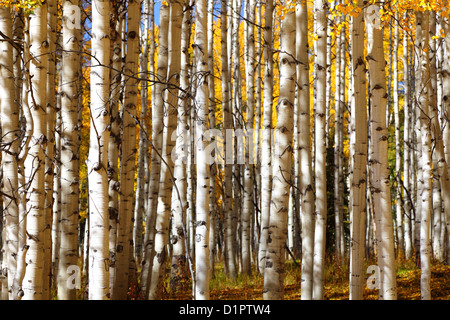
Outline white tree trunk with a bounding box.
[193,0,210,300]
[263,10,295,300]
[87,0,111,299]
[366,5,397,300]
[22,3,48,300]
[349,0,367,300]
[312,0,328,300]
[0,6,19,300]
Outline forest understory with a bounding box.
[66,259,450,300]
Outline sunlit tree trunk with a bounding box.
[43,0,57,299]
[112,0,140,299]
[365,5,397,300]
[241,0,255,276]
[57,0,81,300]
[296,0,314,300]
[141,2,169,297]
[22,3,48,300]
[312,0,328,300]
[87,0,111,299]
[193,0,210,300]
[0,6,19,300]
[263,10,295,300]
[349,0,367,300]
[403,18,413,260]
[148,0,182,300]
[415,11,432,300]
[258,0,273,276]
[170,0,191,291]
[107,1,124,292]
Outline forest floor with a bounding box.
[157,259,450,300]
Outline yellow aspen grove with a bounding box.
[1,0,450,303]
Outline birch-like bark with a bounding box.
[170,0,192,291]
[193,0,210,300]
[258,0,273,276]
[365,4,397,300]
[242,0,255,276]
[87,0,111,299]
[148,0,182,300]
[22,3,48,300]
[312,0,328,300]
[263,10,295,300]
[296,0,315,300]
[0,6,19,300]
[349,0,367,300]
[415,12,432,300]
[141,2,169,297]
[57,0,81,300]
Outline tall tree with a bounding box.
[22,2,48,300]
[193,0,210,300]
[263,9,295,300]
[365,4,397,300]
[312,0,328,300]
[87,0,111,299]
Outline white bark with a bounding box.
[366,5,397,300]
[312,0,328,300]
[263,10,295,300]
[194,0,210,300]
[22,3,48,300]
[87,0,111,299]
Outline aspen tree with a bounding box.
[221,0,235,280]
[365,4,397,300]
[108,1,124,291]
[141,2,169,297]
[296,0,315,300]
[415,11,432,300]
[87,0,111,299]
[258,0,274,276]
[193,0,210,300]
[242,0,256,276]
[148,0,182,300]
[43,0,57,299]
[134,0,151,266]
[0,5,19,300]
[403,18,413,260]
[170,0,192,289]
[113,0,141,299]
[58,0,81,300]
[349,0,367,300]
[312,0,328,300]
[263,9,295,300]
[22,2,48,300]
[393,12,403,260]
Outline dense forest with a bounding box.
[0,0,449,301]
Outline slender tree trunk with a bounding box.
[113,0,141,299]
[141,2,169,298]
[365,5,397,300]
[22,3,48,300]
[193,0,210,300]
[312,0,328,300]
[349,0,367,300]
[263,10,295,300]
[296,0,315,300]
[148,0,182,300]
[87,0,111,299]
[258,0,273,276]
[57,0,81,300]
[0,5,20,300]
